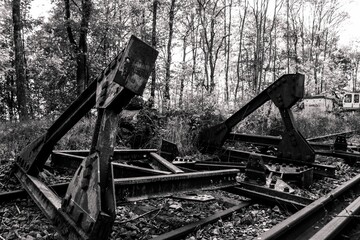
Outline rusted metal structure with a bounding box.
[6,37,360,239]
[11,36,239,240]
[196,73,360,185]
[198,73,315,163]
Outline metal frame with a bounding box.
[12,36,241,240]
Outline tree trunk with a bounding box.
[150,0,158,106]
[64,0,92,95]
[179,36,187,108]
[164,0,176,108]
[286,0,290,73]
[12,0,28,121]
[190,11,198,99]
[224,0,232,102]
[235,0,247,101]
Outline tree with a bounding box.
[12,0,28,121]
[64,0,92,95]
[251,0,269,93]
[224,0,232,102]
[150,0,158,106]
[198,0,227,93]
[163,0,176,109]
[235,0,248,101]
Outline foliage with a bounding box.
[0,120,49,161]
[0,0,358,120]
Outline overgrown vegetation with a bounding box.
[1,102,359,162]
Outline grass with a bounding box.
[0,108,359,162]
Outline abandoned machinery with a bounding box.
[3,36,360,239]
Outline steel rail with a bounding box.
[307,130,358,142]
[224,182,313,212]
[309,195,360,240]
[228,133,335,150]
[3,169,240,202]
[150,202,252,240]
[0,182,69,203]
[218,148,336,178]
[114,169,239,201]
[13,166,89,239]
[256,174,360,240]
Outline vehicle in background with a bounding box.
[297,92,360,113]
[342,92,360,111]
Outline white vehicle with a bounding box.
[342,92,360,110]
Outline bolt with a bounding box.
[270,183,275,189]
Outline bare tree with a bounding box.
[251,0,269,93]
[164,0,176,109]
[64,0,92,95]
[150,0,158,106]
[235,0,248,101]
[224,0,232,102]
[198,0,227,93]
[12,0,28,120]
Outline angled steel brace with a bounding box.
[14,36,159,240]
[198,73,315,163]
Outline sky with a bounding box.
[30,0,360,48]
[30,0,53,20]
[338,0,360,47]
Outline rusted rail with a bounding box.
[309,195,360,240]
[224,182,313,212]
[151,202,252,240]
[256,174,360,240]
[228,133,360,164]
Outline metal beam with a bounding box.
[218,148,336,178]
[149,152,184,174]
[51,149,161,170]
[114,169,239,201]
[224,182,313,212]
[112,162,171,178]
[151,202,251,240]
[14,166,89,239]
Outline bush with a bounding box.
[0,120,50,162]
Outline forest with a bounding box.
[1,0,359,122]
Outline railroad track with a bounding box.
[257,174,360,240]
[1,160,360,239]
[3,63,359,240]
